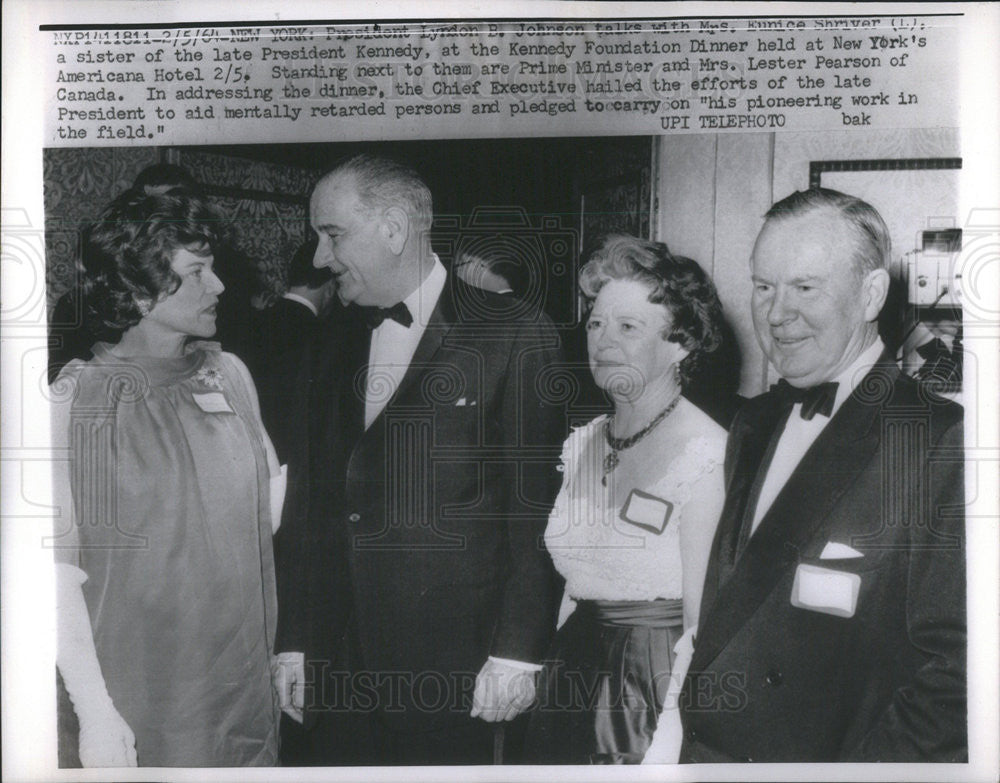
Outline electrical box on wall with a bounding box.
[905,228,962,307]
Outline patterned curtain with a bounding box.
[44,147,158,308]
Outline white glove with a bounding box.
[56,563,137,767]
[642,627,696,764]
[271,651,305,723]
[77,706,138,768]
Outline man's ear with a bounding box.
[380,206,409,255]
[862,268,890,322]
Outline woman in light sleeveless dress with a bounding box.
[525,235,728,764]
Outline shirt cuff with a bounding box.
[488,655,543,672]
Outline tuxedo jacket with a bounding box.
[248,297,319,465]
[680,358,966,762]
[247,297,323,648]
[278,278,565,731]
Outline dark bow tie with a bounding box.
[362,302,413,329]
[771,378,839,420]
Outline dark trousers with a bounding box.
[279,620,515,766]
[281,709,499,766]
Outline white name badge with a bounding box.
[791,563,861,618]
[619,489,674,535]
[193,392,235,414]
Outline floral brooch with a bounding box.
[194,367,224,391]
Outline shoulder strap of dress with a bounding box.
[561,414,605,463]
[558,415,607,495]
[656,435,724,497]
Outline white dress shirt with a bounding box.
[750,338,886,534]
[364,257,446,429]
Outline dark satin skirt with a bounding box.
[524,599,684,764]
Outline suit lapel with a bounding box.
[315,305,369,450]
[692,364,889,672]
[391,281,458,409]
[713,399,789,588]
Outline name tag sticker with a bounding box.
[791,563,861,618]
[619,489,673,535]
[193,392,235,414]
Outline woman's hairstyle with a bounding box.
[579,234,724,384]
[81,187,226,332]
[132,162,202,195]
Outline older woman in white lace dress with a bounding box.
[524,235,728,764]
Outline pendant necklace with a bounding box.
[602,395,681,486]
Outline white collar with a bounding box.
[830,337,887,414]
[400,254,447,328]
[281,292,319,317]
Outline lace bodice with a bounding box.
[544,415,723,601]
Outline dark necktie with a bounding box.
[362,302,413,329]
[771,378,839,420]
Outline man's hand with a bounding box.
[470,659,536,722]
[271,651,305,723]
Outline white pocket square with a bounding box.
[820,541,864,559]
[791,563,861,618]
[454,398,477,407]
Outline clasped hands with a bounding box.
[271,653,536,723]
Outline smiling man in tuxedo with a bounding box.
[272,154,565,765]
[679,188,966,762]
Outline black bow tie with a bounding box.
[771,378,839,420]
[362,302,413,329]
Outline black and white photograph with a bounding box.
[2,2,998,781]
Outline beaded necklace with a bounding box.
[602,395,681,486]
